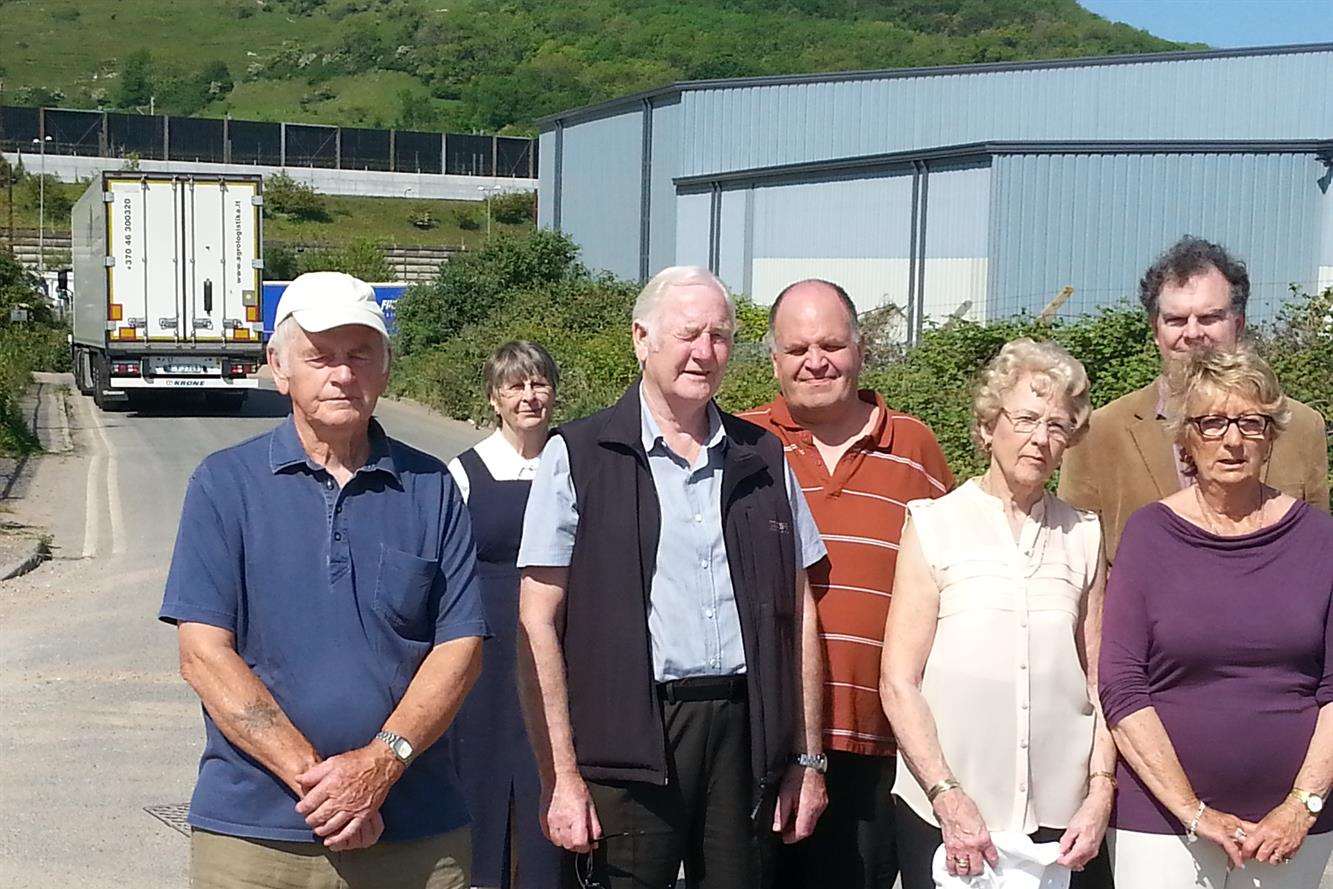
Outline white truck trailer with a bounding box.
[69,172,265,411]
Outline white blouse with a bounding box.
[446,430,542,503]
[893,479,1102,834]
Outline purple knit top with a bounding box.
[1100,500,1333,835]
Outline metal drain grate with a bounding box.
[144,803,191,837]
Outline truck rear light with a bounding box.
[108,303,123,321]
[245,305,261,322]
[116,327,138,340]
[232,328,253,341]
[110,361,140,376]
[224,360,258,377]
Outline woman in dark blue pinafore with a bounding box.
[449,341,562,889]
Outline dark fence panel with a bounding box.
[0,105,533,179]
[227,119,282,166]
[495,136,533,178]
[106,112,165,159]
[446,133,493,176]
[44,108,103,156]
[394,130,442,174]
[285,124,338,168]
[168,116,226,163]
[0,105,41,151]
[340,126,391,171]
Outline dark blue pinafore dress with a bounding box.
[452,447,561,888]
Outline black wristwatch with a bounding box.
[792,753,828,774]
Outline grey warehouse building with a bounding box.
[537,43,1333,338]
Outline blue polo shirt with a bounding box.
[159,416,488,843]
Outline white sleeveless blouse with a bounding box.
[892,479,1102,833]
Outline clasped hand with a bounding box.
[294,744,402,851]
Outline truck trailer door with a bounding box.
[106,177,183,341]
[182,179,261,344]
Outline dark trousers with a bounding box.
[773,751,899,889]
[562,682,776,889]
[897,802,1114,889]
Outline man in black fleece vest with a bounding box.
[515,266,830,889]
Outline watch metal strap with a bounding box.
[376,729,411,763]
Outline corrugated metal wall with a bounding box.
[648,98,682,276]
[747,172,915,316]
[987,152,1327,321]
[677,50,1332,177]
[922,161,991,323]
[537,130,556,229]
[676,191,712,268]
[1319,171,1333,292]
[559,112,643,279]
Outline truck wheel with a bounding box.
[74,348,94,396]
[205,391,248,413]
[91,355,131,412]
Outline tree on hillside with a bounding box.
[114,49,155,109]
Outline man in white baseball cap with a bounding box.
[161,269,489,888]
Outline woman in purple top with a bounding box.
[1099,345,1333,888]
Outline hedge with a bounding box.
[391,233,1332,490]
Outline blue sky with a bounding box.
[1077,0,1333,48]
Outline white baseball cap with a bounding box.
[273,271,388,339]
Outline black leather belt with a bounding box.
[656,674,747,703]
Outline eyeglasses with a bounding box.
[999,408,1074,441]
[1188,413,1273,440]
[573,830,666,888]
[498,379,553,397]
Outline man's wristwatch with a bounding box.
[375,730,416,766]
[792,753,828,774]
[1290,788,1325,815]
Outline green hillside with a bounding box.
[0,0,1189,135]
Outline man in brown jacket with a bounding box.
[1059,236,1329,563]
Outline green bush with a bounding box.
[263,172,329,222]
[295,238,392,281]
[452,205,482,231]
[16,175,73,220]
[389,231,1331,490]
[263,243,300,280]
[394,230,584,356]
[490,190,536,225]
[0,324,71,456]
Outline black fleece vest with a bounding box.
[557,384,799,808]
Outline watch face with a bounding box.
[393,738,414,760]
[1310,795,1324,814]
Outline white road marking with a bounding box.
[80,398,125,557]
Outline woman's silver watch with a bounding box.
[792,753,828,774]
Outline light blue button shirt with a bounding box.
[518,388,826,681]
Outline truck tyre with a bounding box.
[91,354,131,412]
[205,391,248,413]
[74,348,94,396]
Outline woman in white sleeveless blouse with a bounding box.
[880,339,1116,888]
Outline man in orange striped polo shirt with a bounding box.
[739,279,953,889]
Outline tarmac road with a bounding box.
[0,380,482,889]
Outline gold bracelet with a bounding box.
[1089,770,1117,789]
[927,777,962,802]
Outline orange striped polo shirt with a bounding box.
[738,391,954,757]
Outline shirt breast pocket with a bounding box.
[372,545,437,643]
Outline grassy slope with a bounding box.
[0,0,1186,133]
[0,183,529,248]
[1,0,346,107]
